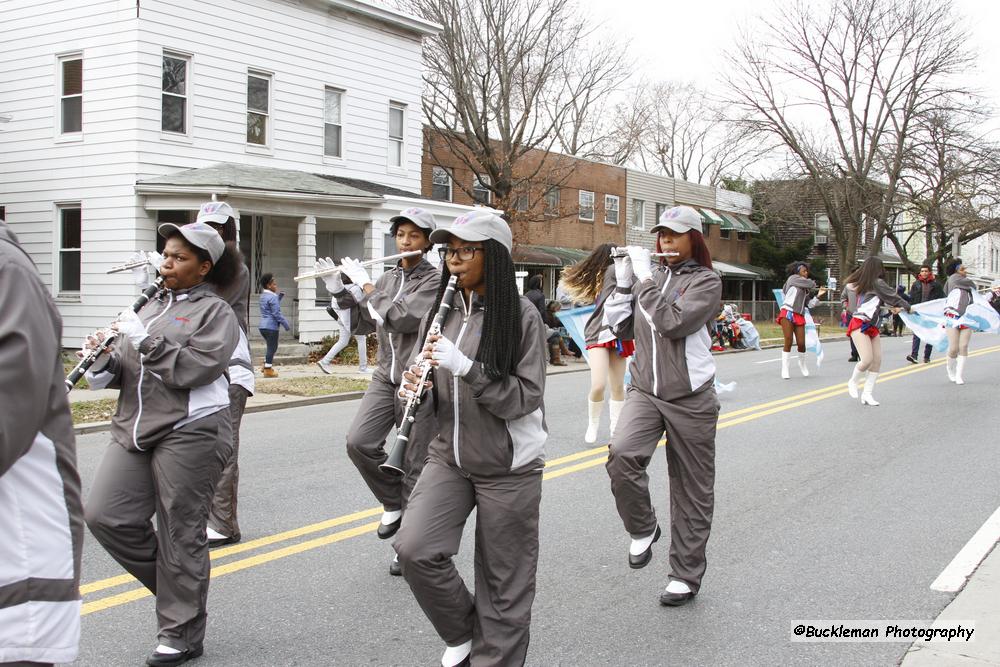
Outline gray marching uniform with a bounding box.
[583,266,628,344]
[335,257,440,512]
[603,260,722,594]
[394,294,548,667]
[0,222,84,664]
[945,274,976,316]
[855,278,911,325]
[781,274,819,315]
[84,282,238,653]
[208,263,253,540]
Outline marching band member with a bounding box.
[83,222,240,666]
[394,210,547,667]
[844,256,910,405]
[944,258,977,384]
[777,261,827,378]
[558,243,634,443]
[0,219,84,665]
[321,207,440,576]
[603,205,721,607]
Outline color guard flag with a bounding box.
[773,289,824,366]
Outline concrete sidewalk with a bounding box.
[901,542,1000,665]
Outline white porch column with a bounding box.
[297,216,317,342]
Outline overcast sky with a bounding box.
[576,0,1000,122]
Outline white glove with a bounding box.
[112,310,149,351]
[77,330,112,359]
[315,257,343,293]
[613,253,634,288]
[431,336,474,377]
[627,246,652,283]
[340,257,372,288]
[129,251,164,287]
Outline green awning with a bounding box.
[696,207,725,226]
[513,244,590,267]
[731,213,761,233]
[716,212,743,231]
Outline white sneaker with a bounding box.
[317,361,332,375]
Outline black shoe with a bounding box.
[628,525,661,569]
[659,590,696,607]
[207,535,239,549]
[923,358,931,364]
[377,516,402,540]
[389,558,402,576]
[146,646,203,666]
[848,355,859,362]
[905,355,917,364]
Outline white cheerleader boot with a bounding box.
[955,355,967,385]
[584,399,603,444]
[946,356,957,382]
[847,367,864,399]
[781,351,790,379]
[860,372,880,406]
[608,399,626,439]
[798,354,810,377]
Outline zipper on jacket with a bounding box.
[636,270,672,397]
[388,269,407,384]
[133,291,173,451]
[451,292,473,468]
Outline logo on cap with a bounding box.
[453,213,473,226]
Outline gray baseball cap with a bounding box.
[389,206,437,231]
[158,221,225,263]
[196,201,237,226]
[650,205,703,235]
[430,209,512,252]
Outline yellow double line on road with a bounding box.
[81,344,1000,615]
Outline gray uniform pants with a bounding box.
[395,460,542,667]
[208,384,250,539]
[606,387,718,593]
[84,410,232,651]
[345,377,434,512]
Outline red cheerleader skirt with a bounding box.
[776,308,806,327]
[586,339,636,358]
[847,317,879,339]
[945,312,969,330]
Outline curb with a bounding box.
[72,366,592,435]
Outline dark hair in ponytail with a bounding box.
[425,239,521,380]
[164,230,241,289]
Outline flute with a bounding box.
[610,246,680,258]
[107,257,153,274]
[380,275,459,477]
[65,277,164,391]
[293,250,423,281]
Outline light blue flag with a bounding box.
[555,304,595,364]
[773,288,824,366]
[901,294,1000,350]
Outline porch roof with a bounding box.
[714,260,771,279]
[512,244,590,267]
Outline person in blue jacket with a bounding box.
[258,273,290,377]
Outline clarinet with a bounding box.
[64,277,164,391]
[380,275,459,477]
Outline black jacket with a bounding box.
[907,278,945,305]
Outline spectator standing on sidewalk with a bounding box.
[317,275,370,374]
[258,273,290,378]
[905,263,945,364]
[525,274,546,318]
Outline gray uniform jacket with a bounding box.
[424,294,548,476]
[335,257,439,385]
[605,260,722,402]
[841,284,858,314]
[781,275,819,314]
[0,222,84,664]
[945,274,976,316]
[212,264,254,395]
[87,282,239,452]
[585,265,630,345]
[855,278,911,322]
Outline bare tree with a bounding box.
[725,0,976,278]
[401,0,629,216]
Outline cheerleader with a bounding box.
[777,261,827,378]
[83,222,241,665]
[603,205,721,607]
[943,258,976,384]
[321,207,440,576]
[394,210,547,667]
[844,256,911,406]
[558,243,635,443]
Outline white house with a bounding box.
[0,0,474,345]
[961,231,1000,289]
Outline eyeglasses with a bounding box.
[438,245,484,262]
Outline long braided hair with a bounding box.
[426,239,521,380]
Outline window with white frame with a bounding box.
[58,205,82,293]
[579,191,595,221]
[544,186,559,216]
[431,166,452,201]
[814,213,830,244]
[655,203,667,224]
[605,195,619,224]
[388,102,405,167]
[161,53,189,134]
[59,55,82,134]
[246,71,271,145]
[632,199,645,229]
[472,174,491,205]
[324,87,343,158]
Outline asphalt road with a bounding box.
[70,335,1000,666]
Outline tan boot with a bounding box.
[263,366,278,378]
[549,342,568,366]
